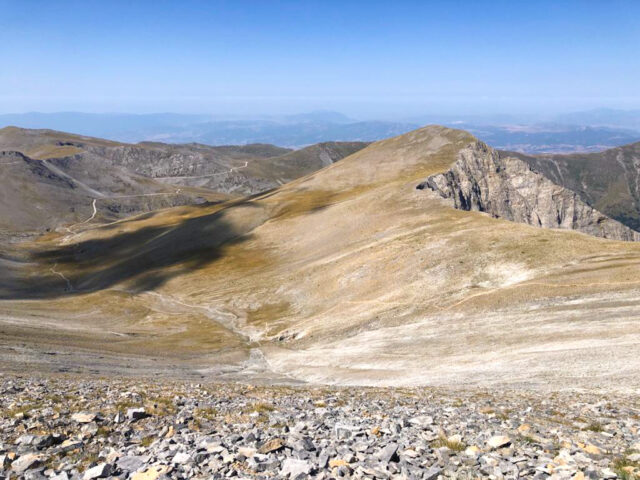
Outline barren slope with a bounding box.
[2,126,640,390]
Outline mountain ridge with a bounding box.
[2,125,639,389]
[0,126,367,236]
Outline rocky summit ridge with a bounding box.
[421,141,640,242]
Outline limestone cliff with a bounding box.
[420,141,640,241]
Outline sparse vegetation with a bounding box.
[77,452,99,473]
[4,402,42,418]
[194,406,219,421]
[148,396,177,416]
[519,435,538,445]
[250,402,275,414]
[585,421,605,432]
[114,399,142,412]
[433,433,466,452]
[612,457,640,480]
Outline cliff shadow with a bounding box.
[0,201,262,300]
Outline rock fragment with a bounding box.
[71,413,96,423]
[126,407,149,421]
[487,435,511,449]
[10,453,42,473]
[281,458,312,477]
[258,437,285,454]
[83,463,111,479]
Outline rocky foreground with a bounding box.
[1,376,639,480]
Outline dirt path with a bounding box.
[49,263,74,291]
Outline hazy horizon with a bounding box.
[2,107,640,124]
[3,97,639,122]
[2,0,639,117]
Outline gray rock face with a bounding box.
[509,142,640,231]
[84,141,367,196]
[116,455,148,472]
[376,442,399,463]
[421,141,640,241]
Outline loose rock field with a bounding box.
[1,376,639,479]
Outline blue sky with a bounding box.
[1,0,639,117]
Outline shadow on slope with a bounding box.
[0,201,263,299]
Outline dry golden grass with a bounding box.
[25,144,84,159]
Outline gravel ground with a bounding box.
[1,375,639,479]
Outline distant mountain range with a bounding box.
[1,109,640,153]
[461,124,640,154]
[552,108,640,130]
[0,111,414,147]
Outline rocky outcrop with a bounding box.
[419,141,640,241]
[508,142,640,232]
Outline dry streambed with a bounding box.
[1,376,640,479]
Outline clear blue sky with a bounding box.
[1,0,639,117]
